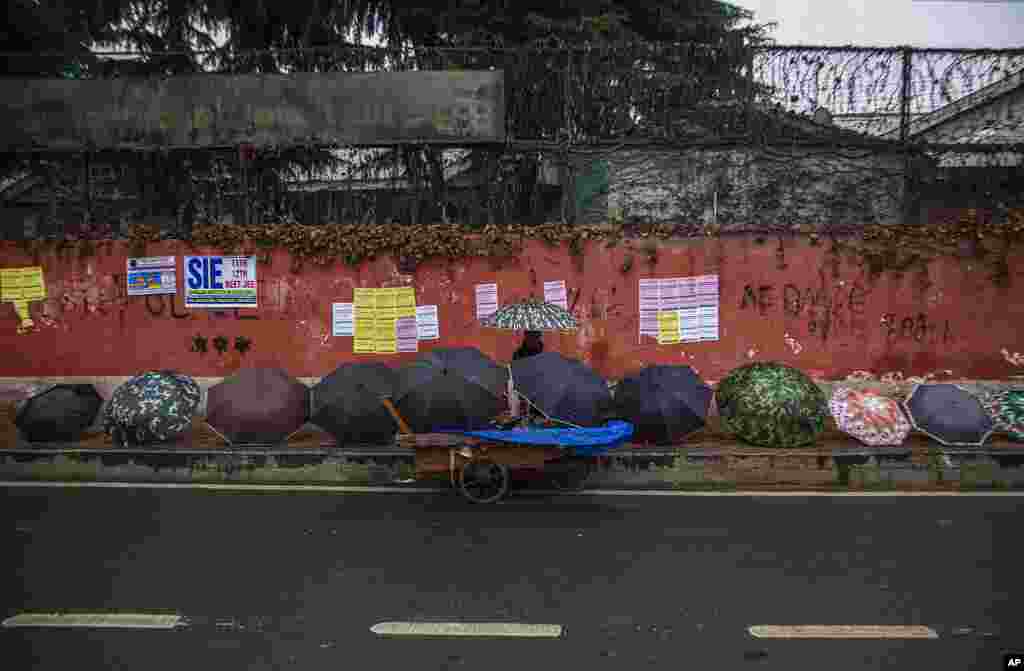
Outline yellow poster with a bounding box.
[374,339,397,354]
[657,310,681,345]
[396,287,416,318]
[353,337,375,354]
[1,266,46,302]
[353,288,376,354]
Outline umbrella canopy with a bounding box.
[902,384,994,447]
[393,347,508,432]
[510,351,612,427]
[15,384,103,443]
[615,365,713,445]
[103,371,201,446]
[480,297,578,331]
[829,386,911,447]
[980,388,1024,441]
[715,362,828,448]
[206,368,309,444]
[311,363,398,445]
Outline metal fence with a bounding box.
[1,43,1022,238]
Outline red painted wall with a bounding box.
[2,236,1023,381]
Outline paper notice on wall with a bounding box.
[416,305,440,340]
[184,256,256,308]
[543,280,568,310]
[638,279,660,338]
[657,310,681,344]
[475,283,499,321]
[659,278,682,310]
[126,256,177,296]
[353,288,376,353]
[696,274,720,342]
[396,317,419,352]
[396,287,417,318]
[374,288,399,354]
[1,266,46,302]
[332,303,354,337]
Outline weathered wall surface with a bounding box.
[1,236,1023,382]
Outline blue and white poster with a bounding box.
[184,256,258,308]
[126,256,177,296]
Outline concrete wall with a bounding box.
[1,236,1023,383]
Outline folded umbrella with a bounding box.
[393,347,508,432]
[615,365,713,445]
[311,363,398,446]
[902,383,994,447]
[829,386,911,447]
[103,370,201,446]
[206,368,309,444]
[15,384,103,443]
[510,351,612,427]
[715,362,827,448]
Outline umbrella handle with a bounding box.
[380,396,413,435]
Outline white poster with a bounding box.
[126,256,176,296]
[643,275,720,343]
[543,280,568,310]
[184,256,257,308]
[416,305,440,340]
[332,303,354,337]
[397,317,419,352]
[638,278,661,338]
[475,283,499,321]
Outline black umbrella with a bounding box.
[510,351,612,427]
[902,383,995,447]
[206,368,309,444]
[393,347,508,432]
[15,384,103,443]
[615,365,713,445]
[311,363,398,446]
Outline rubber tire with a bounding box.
[548,457,592,492]
[456,457,510,504]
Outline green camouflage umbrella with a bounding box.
[716,362,828,448]
[479,297,578,331]
[104,371,201,446]
[980,388,1024,441]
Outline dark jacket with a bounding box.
[513,338,544,360]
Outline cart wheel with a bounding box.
[548,457,592,492]
[457,457,510,504]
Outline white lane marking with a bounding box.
[2,613,184,629]
[749,625,939,639]
[371,622,563,638]
[2,482,1023,496]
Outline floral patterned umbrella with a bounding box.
[715,362,828,448]
[828,386,911,446]
[479,297,578,332]
[980,388,1024,441]
[104,371,201,446]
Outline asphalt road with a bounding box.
[1,485,1022,671]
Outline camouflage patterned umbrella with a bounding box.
[829,386,911,447]
[479,297,578,332]
[716,362,828,448]
[980,388,1024,441]
[15,384,103,443]
[103,371,201,446]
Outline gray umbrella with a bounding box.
[902,383,995,447]
[206,368,309,445]
[15,384,103,443]
[311,363,398,446]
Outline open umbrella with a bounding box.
[829,386,911,447]
[980,388,1024,441]
[902,384,994,447]
[311,363,398,446]
[206,368,309,445]
[480,297,578,331]
[615,365,713,444]
[716,362,828,448]
[15,384,103,443]
[103,370,201,446]
[393,347,508,432]
[510,351,612,427]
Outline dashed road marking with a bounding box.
[370,621,563,638]
[2,613,184,629]
[748,625,939,639]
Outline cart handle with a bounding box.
[380,396,413,435]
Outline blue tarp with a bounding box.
[437,420,634,456]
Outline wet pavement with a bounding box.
[1,486,1022,670]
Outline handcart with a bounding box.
[384,398,633,504]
